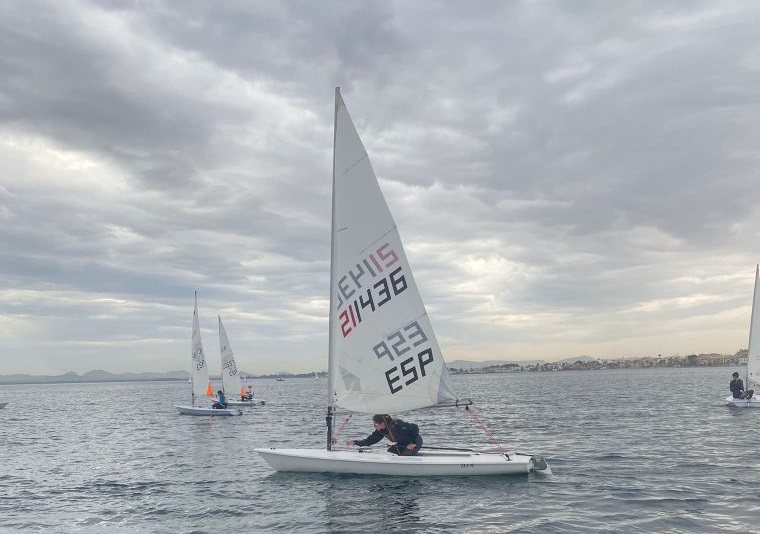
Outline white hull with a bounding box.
[227,398,265,406]
[174,405,243,416]
[255,447,550,476]
[726,395,760,408]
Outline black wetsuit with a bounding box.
[730,378,745,398]
[354,418,423,456]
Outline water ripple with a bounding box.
[1,368,758,532]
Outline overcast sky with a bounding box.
[2,0,760,376]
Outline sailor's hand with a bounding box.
[346,440,355,446]
[406,443,415,450]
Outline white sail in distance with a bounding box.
[219,316,245,398]
[191,293,212,400]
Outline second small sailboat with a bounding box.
[218,316,264,406]
[727,265,760,408]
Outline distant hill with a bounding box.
[0,370,189,385]
[447,359,545,370]
[447,356,598,370]
[0,358,605,384]
[556,355,598,364]
[0,369,325,384]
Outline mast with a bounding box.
[192,291,198,406]
[326,87,340,450]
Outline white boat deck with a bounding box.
[255,447,549,476]
[725,395,760,408]
[175,404,243,416]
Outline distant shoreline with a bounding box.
[2,351,742,385]
[0,371,325,385]
[0,364,734,386]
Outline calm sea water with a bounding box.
[1,367,758,533]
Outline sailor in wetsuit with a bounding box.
[212,390,228,409]
[346,414,423,456]
[730,371,754,399]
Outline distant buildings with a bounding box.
[449,350,748,374]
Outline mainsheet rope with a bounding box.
[331,413,352,445]
[463,405,511,460]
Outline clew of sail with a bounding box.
[219,316,245,397]
[329,90,457,415]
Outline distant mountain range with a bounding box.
[0,358,598,384]
[0,369,190,385]
[446,356,596,370]
[447,356,598,370]
[0,369,328,385]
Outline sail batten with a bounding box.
[329,88,457,415]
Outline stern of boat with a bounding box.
[726,395,760,408]
[529,454,552,475]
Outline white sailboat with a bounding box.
[727,265,760,408]
[175,293,242,416]
[255,89,550,475]
[218,315,264,406]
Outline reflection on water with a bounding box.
[259,474,424,533]
[326,478,423,532]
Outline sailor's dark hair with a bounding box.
[372,414,391,424]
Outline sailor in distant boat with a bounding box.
[241,385,254,401]
[730,371,754,399]
[212,390,228,409]
[346,414,423,456]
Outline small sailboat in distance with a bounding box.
[175,293,242,416]
[727,265,760,408]
[255,89,550,475]
[218,315,264,406]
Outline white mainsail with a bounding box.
[190,292,213,401]
[329,88,457,415]
[219,316,245,398]
[747,265,760,388]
